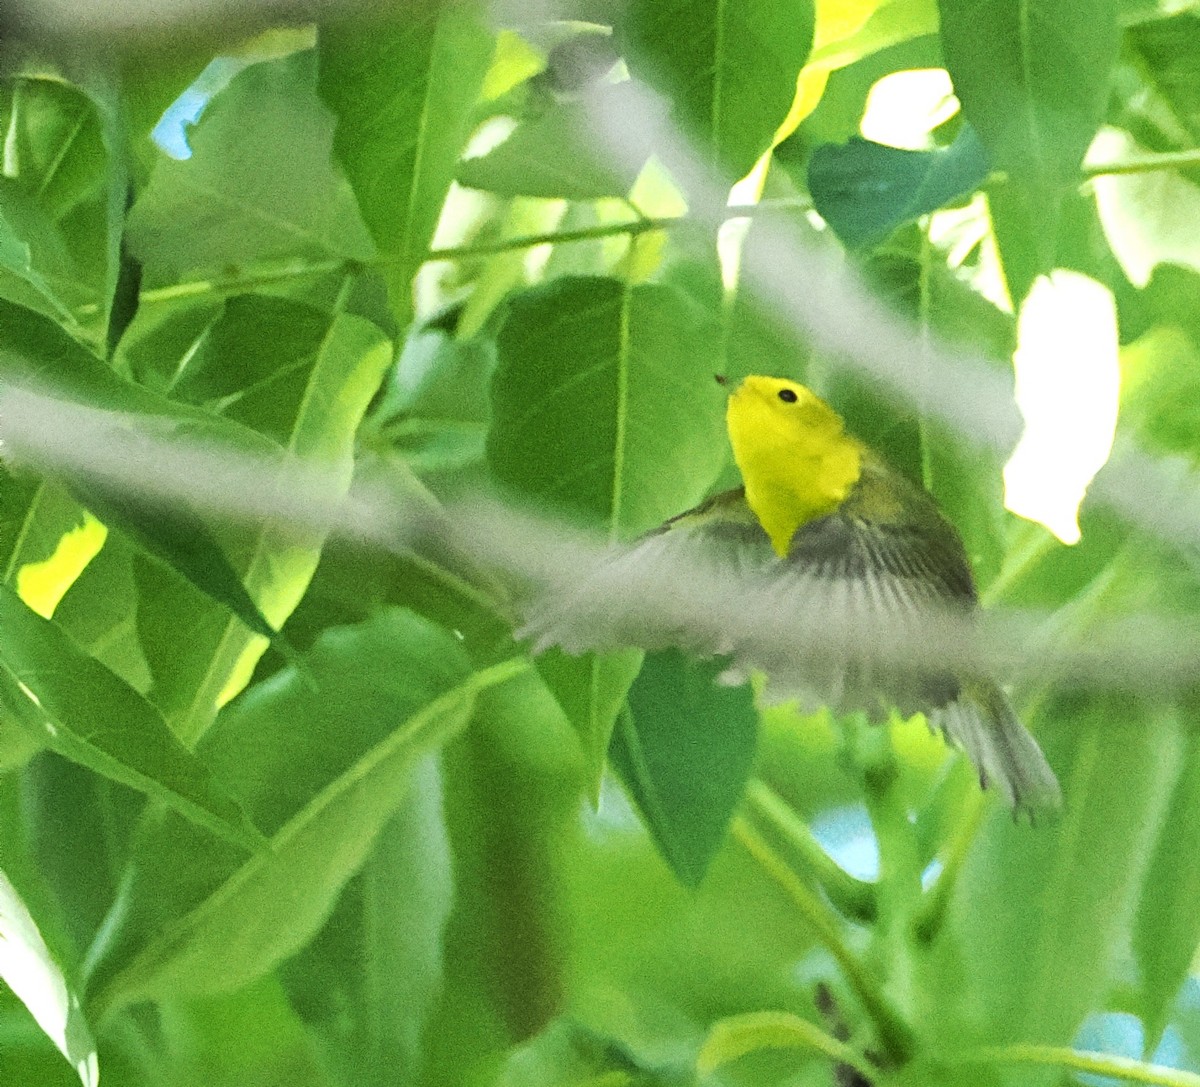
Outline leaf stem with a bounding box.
[425,197,811,262]
[1084,148,1200,178]
[911,787,986,943]
[426,216,678,261]
[732,816,916,1066]
[744,779,877,923]
[944,1044,1200,1087]
[82,197,815,316]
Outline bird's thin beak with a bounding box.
[714,374,728,387]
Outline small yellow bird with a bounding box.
[525,375,1060,813]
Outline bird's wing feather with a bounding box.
[518,488,770,656]
[517,472,1058,813]
[520,470,975,715]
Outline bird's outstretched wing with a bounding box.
[519,461,1060,812]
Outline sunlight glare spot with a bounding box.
[16,515,107,619]
[462,115,517,161]
[1004,271,1120,545]
[0,869,97,1087]
[860,69,958,151]
[718,150,772,293]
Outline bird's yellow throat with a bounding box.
[726,376,863,556]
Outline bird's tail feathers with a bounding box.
[933,681,1061,816]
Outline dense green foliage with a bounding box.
[2,1,1200,1084]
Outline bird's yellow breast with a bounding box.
[726,376,863,556]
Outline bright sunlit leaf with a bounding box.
[16,513,106,619]
[0,868,98,1087]
[1004,270,1120,544]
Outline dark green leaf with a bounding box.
[432,666,585,1070]
[318,3,493,323]
[612,650,758,886]
[808,126,990,249]
[938,0,1120,286]
[939,0,1119,192]
[488,275,728,773]
[0,583,259,850]
[534,648,644,800]
[620,0,816,180]
[488,275,728,536]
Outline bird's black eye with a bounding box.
[778,388,798,403]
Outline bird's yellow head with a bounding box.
[725,376,863,556]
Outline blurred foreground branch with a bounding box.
[2,382,1199,699]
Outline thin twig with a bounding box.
[944,1044,1200,1087]
[732,816,916,1066]
[745,779,877,923]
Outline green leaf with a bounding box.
[939,0,1120,191]
[318,3,493,323]
[432,666,585,1069]
[0,583,260,849]
[807,126,990,249]
[619,0,816,180]
[1120,11,1200,151]
[698,1010,872,1079]
[0,866,98,1087]
[938,0,1120,285]
[534,648,644,800]
[0,479,103,620]
[75,477,280,644]
[0,178,85,332]
[280,759,453,1085]
[458,82,646,200]
[488,275,728,536]
[127,51,375,285]
[488,275,728,769]
[155,978,331,1087]
[101,289,394,744]
[368,320,495,480]
[1125,270,1200,460]
[929,692,1179,1056]
[611,650,757,886]
[0,68,123,346]
[0,300,287,650]
[20,753,140,957]
[50,535,152,691]
[1133,720,1200,1049]
[89,610,525,1012]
